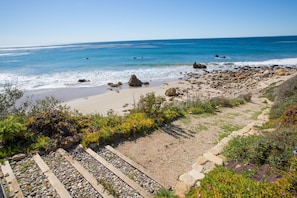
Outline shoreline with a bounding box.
[65,66,297,116]
[22,65,297,116]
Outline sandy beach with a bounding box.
[65,80,186,115]
[65,66,297,116]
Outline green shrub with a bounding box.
[210,97,245,108]
[27,109,81,150]
[156,188,177,198]
[28,96,69,116]
[185,100,216,114]
[0,116,27,145]
[187,166,297,198]
[0,85,25,119]
[31,136,51,150]
[223,135,257,164]
[119,113,155,135]
[268,75,297,119]
[280,104,297,127]
[81,132,100,147]
[223,127,297,170]
[131,92,183,124]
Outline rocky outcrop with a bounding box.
[128,75,143,87]
[275,68,288,76]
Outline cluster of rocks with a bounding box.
[185,66,296,99]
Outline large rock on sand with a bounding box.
[128,74,142,87]
[165,88,177,97]
[275,68,288,76]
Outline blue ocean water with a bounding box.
[1,36,297,91]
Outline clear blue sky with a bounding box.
[1,0,297,47]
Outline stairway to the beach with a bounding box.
[0,144,165,198]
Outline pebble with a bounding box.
[10,156,59,197]
[97,148,163,194]
[69,146,142,198]
[41,151,102,198]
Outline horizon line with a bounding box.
[1,34,297,49]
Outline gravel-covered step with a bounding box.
[57,148,113,198]
[99,145,164,193]
[32,154,71,198]
[8,156,59,197]
[1,160,23,198]
[41,151,102,198]
[68,146,144,198]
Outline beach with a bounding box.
[64,66,297,116]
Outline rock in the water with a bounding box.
[165,88,177,97]
[193,62,207,69]
[78,79,90,83]
[128,75,142,87]
[108,82,122,87]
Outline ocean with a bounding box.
[1,36,297,92]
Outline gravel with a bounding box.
[41,151,102,198]
[96,148,163,194]
[69,146,142,198]
[10,156,59,197]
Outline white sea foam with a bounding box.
[0,52,31,57]
[1,57,297,92]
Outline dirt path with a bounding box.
[115,95,268,187]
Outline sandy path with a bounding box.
[115,96,267,187]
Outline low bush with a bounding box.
[0,116,28,145]
[223,127,297,170]
[210,97,245,108]
[155,188,177,198]
[187,164,297,198]
[0,85,25,119]
[280,104,297,127]
[268,75,297,119]
[27,109,81,150]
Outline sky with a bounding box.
[1,0,297,47]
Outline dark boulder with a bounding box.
[193,62,207,69]
[78,79,90,83]
[165,88,177,97]
[108,82,122,87]
[128,74,143,87]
